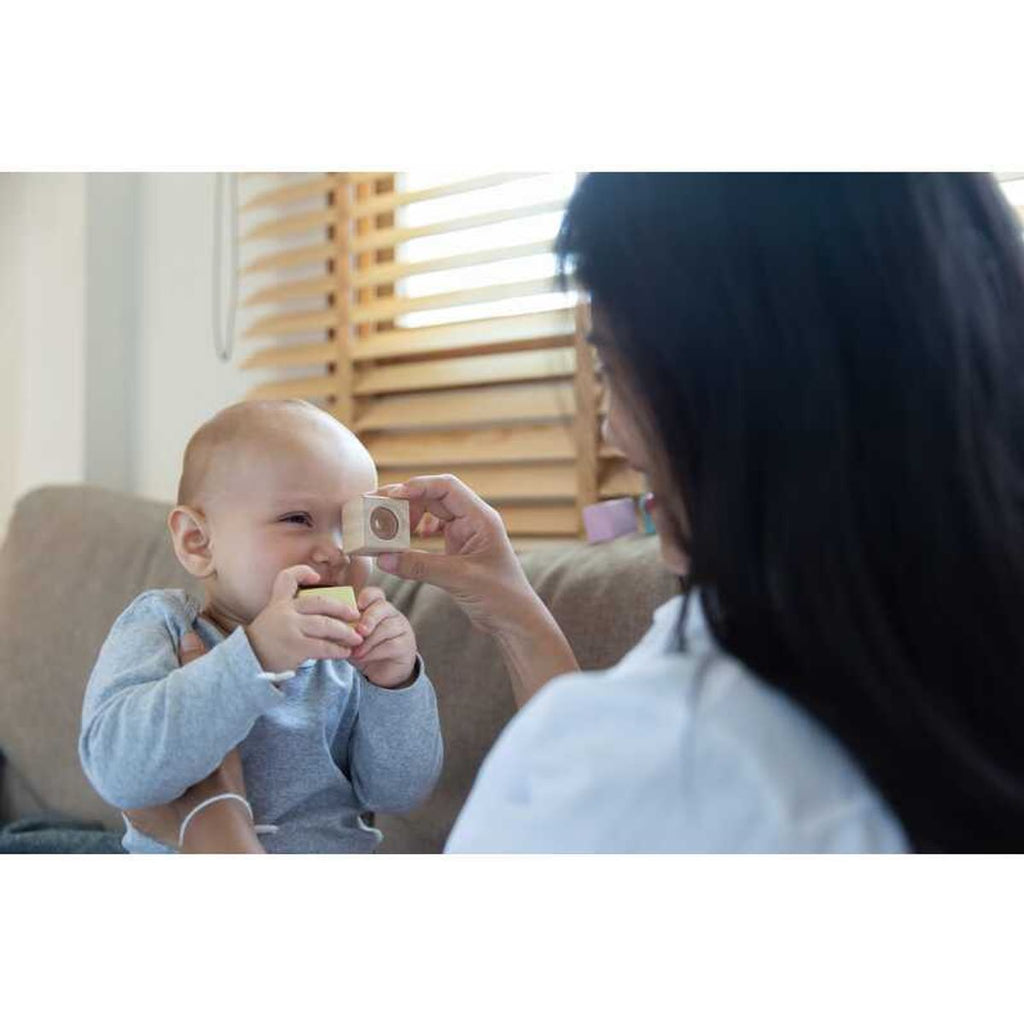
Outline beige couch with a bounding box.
[0,485,677,852]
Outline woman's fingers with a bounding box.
[216,748,246,796]
[123,747,250,850]
[376,474,496,530]
[180,631,207,666]
[376,547,462,586]
[122,804,181,847]
[414,512,446,537]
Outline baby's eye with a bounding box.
[280,513,312,526]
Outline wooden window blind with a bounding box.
[237,172,645,546]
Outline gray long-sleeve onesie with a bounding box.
[79,590,443,853]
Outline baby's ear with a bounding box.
[168,505,215,579]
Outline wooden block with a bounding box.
[342,495,411,555]
[639,494,657,535]
[582,498,639,543]
[295,585,358,614]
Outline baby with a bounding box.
[79,399,443,853]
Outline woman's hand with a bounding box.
[121,631,265,853]
[374,474,536,636]
[375,474,580,706]
[122,747,256,852]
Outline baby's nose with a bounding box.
[313,528,347,565]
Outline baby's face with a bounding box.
[201,419,378,628]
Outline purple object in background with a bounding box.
[582,497,639,543]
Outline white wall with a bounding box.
[1,172,263,531]
[85,173,141,494]
[0,179,25,535]
[133,173,253,503]
[0,174,87,534]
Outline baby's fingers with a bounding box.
[353,637,412,671]
[309,639,354,661]
[351,615,407,659]
[295,593,360,623]
[299,613,362,649]
[356,586,387,612]
[355,597,397,640]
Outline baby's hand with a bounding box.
[349,586,418,689]
[246,566,362,674]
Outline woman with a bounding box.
[128,173,1024,853]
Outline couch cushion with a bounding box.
[0,486,197,828]
[0,485,678,846]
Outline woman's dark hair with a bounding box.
[556,173,1024,852]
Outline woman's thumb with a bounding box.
[376,548,451,585]
[180,630,206,664]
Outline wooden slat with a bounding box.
[354,381,575,432]
[241,342,337,371]
[246,375,336,402]
[332,177,355,425]
[379,463,576,501]
[242,242,335,276]
[351,174,540,217]
[352,239,555,289]
[573,302,599,510]
[241,174,337,212]
[600,460,646,497]
[243,274,335,307]
[355,348,576,396]
[244,208,333,242]
[352,276,559,325]
[366,423,575,468]
[350,199,566,254]
[352,309,574,362]
[352,177,381,418]
[244,308,336,339]
[496,504,579,536]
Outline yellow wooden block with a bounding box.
[296,585,357,613]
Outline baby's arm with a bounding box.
[329,588,441,812]
[79,593,285,808]
[343,660,444,813]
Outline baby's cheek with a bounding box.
[344,556,373,592]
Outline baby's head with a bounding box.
[169,400,378,631]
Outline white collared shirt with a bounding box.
[446,594,908,853]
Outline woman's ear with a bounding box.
[168,506,215,579]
